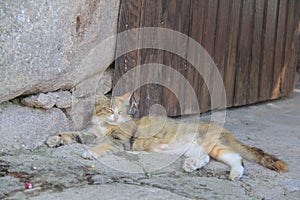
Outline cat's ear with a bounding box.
[95,94,109,105]
[117,92,132,105]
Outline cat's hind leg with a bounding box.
[182,143,210,172]
[183,155,210,172]
[209,145,244,180]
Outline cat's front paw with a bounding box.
[46,132,78,148]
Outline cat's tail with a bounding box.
[230,136,287,173]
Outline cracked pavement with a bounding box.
[1,89,299,199]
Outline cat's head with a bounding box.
[93,92,131,125]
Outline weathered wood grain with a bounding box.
[115,0,298,117]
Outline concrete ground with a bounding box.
[1,89,299,200]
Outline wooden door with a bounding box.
[114,0,299,117]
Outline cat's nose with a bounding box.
[114,116,119,122]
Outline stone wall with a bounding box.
[0,0,120,151]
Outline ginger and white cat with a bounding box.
[46,93,287,180]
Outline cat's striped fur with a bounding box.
[46,93,287,180]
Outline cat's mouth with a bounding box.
[107,121,119,125]
[106,118,131,125]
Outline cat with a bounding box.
[46,93,287,180]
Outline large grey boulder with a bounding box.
[0,0,119,103]
[0,0,120,151]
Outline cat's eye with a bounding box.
[105,108,114,113]
[98,108,114,114]
[118,111,122,114]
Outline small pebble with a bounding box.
[266,103,280,109]
[87,164,96,171]
[25,182,33,189]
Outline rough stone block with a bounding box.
[0,0,120,103]
[55,91,73,109]
[0,103,70,152]
[21,91,74,109]
[97,67,113,95]
[21,93,57,109]
[0,0,120,151]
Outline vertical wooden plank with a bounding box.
[114,0,143,97]
[295,0,300,85]
[212,0,230,110]
[173,0,192,116]
[160,0,192,116]
[248,0,265,104]
[271,0,287,99]
[224,0,242,107]
[202,0,218,56]
[281,0,294,96]
[281,0,299,96]
[189,0,206,46]
[136,0,163,117]
[297,0,300,80]
[289,0,300,94]
[234,0,254,106]
[200,0,219,111]
[161,0,180,116]
[258,0,278,101]
[214,0,230,77]
[187,0,207,113]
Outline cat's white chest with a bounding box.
[97,123,109,134]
